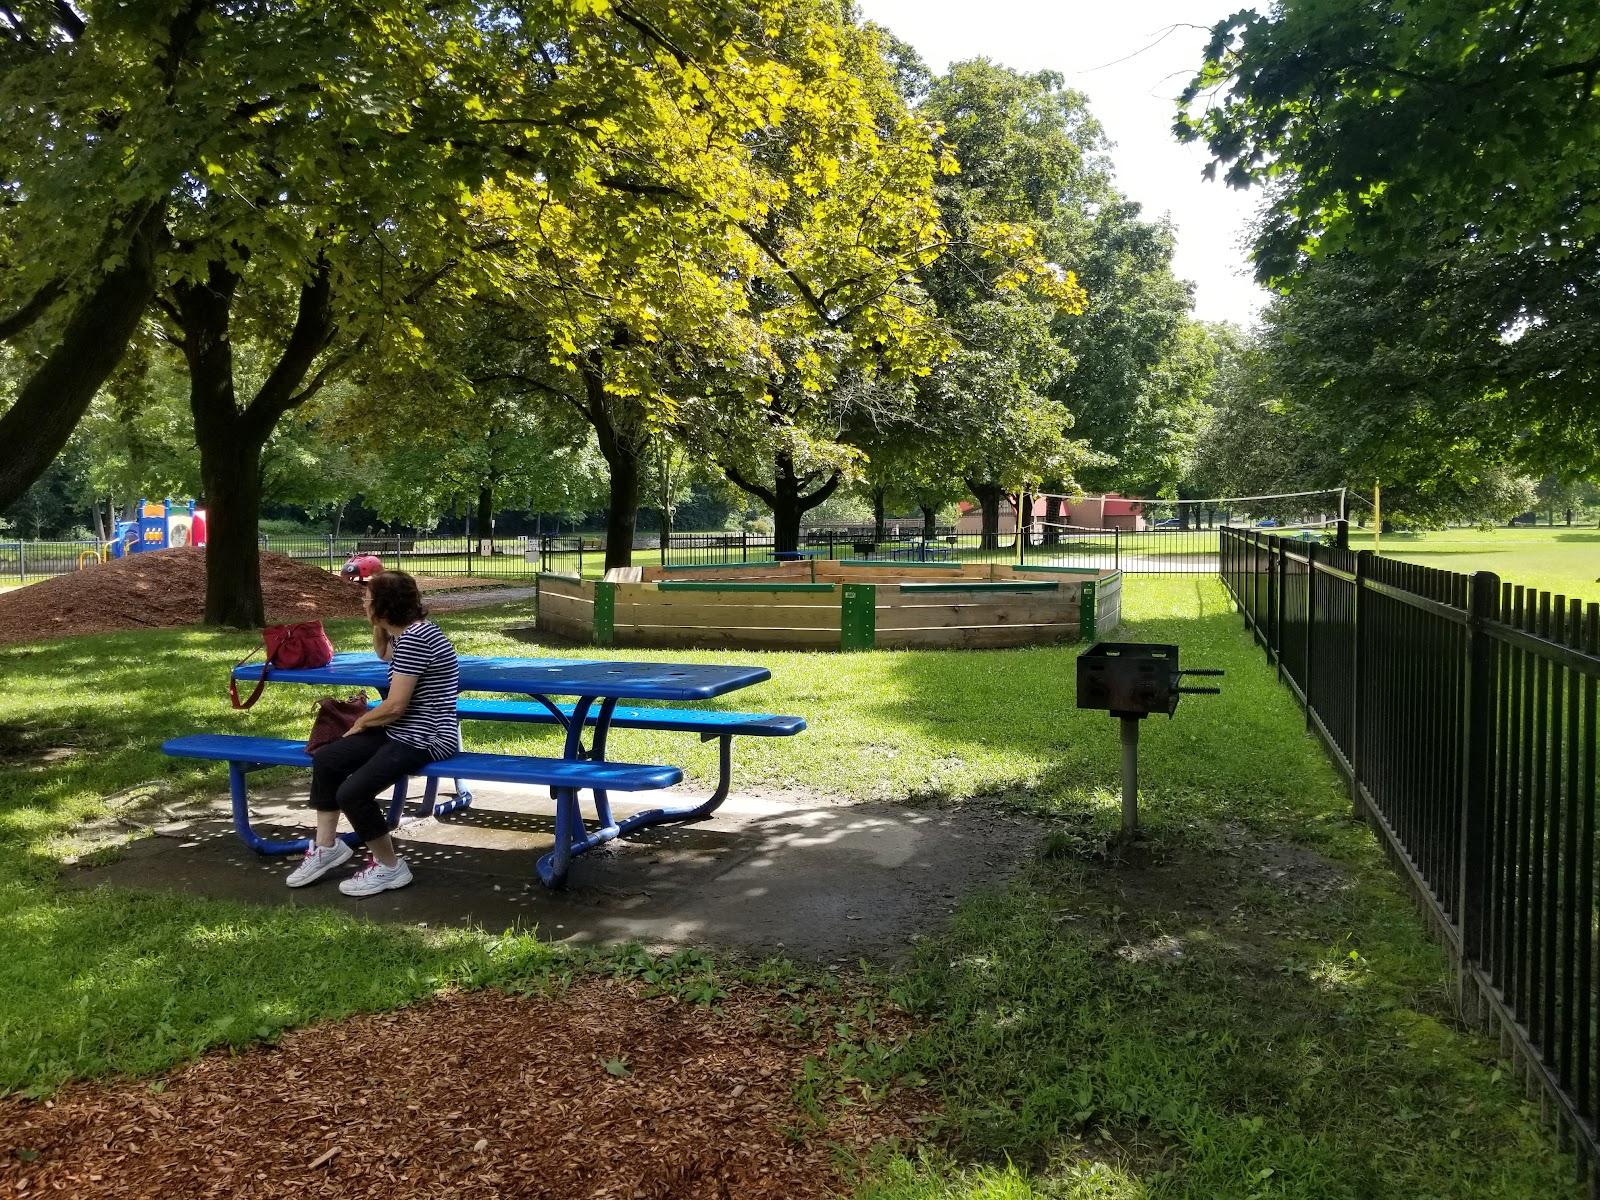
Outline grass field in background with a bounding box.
[1350,525,1600,603]
[0,578,1582,1197]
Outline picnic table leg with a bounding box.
[418,777,474,820]
[535,695,628,887]
[610,734,735,836]
[585,697,620,830]
[226,762,367,855]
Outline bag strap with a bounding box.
[228,644,269,710]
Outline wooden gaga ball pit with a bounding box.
[534,558,1122,651]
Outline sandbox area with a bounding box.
[536,559,1120,651]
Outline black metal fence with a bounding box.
[265,536,542,580]
[1221,526,1600,1177]
[656,523,1240,572]
[0,540,105,581]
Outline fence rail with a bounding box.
[1221,526,1600,1179]
[657,524,1240,572]
[0,536,546,583]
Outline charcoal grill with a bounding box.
[1076,642,1223,837]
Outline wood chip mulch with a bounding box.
[0,982,927,1199]
[0,548,365,646]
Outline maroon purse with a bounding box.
[306,692,370,754]
[229,621,337,710]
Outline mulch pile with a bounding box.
[0,549,365,646]
[0,981,925,1199]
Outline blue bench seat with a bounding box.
[452,699,805,738]
[162,734,683,887]
[440,699,805,809]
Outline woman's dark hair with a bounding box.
[366,571,428,625]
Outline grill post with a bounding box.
[1120,715,1140,838]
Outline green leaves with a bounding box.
[1181,0,1600,477]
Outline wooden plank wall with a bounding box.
[639,561,813,584]
[536,575,594,641]
[874,583,1083,649]
[813,561,990,584]
[1095,573,1123,635]
[612,583,842,650]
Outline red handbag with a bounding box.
[306,692,370,754]
[228,620,336,710]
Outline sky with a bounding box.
[855,0,1271,328]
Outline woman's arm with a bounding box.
[347,672,417,733]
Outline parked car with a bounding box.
[1153,517,1181,529]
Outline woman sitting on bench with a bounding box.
[288,571,460,896]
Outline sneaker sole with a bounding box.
[287,845,353,888]
[339,868,413,898]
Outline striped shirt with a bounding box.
[386,621,460,760]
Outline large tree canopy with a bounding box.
[1179,0,1600,476]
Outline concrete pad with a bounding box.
[68,782,1042,962]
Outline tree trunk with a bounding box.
[476,482,494,555]
[872,487,886,541]
[1043,495,1063,544]
[722,451,842,554]
[578,357,646,571]
[0,204,164,510]
[603,451,640,570]
[1017,492,1033,549]
[177,259,337,626]
[969,482,1003,550]
[177,266,265,627]
[198,435,266,627]
[921,504,936,539]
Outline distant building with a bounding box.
[956,493,1146,535]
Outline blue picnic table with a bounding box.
[167,654,801,887]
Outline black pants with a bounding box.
[309,730,430,843]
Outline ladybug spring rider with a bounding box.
[340,554,384,584]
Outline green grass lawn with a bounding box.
[0,578,1581,1197]
[1350,525,1600,604]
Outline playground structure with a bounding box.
[536,558,1121,651]
[106,499,206,560]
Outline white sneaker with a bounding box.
[338,855,413,897]
[286,840,353,888]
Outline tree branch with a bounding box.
[246,261,336,430]
[797,469,843,509]
[0,277,63,341]
[721,462,779,509]
[52,0,84,39]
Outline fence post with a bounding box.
[1350,549,1374,815]
[1303,541,1317,727]
[17,540,25,582]
[1458,570,1500,978]
[1273,538,1286,676]
[1113,527,1121,572]
[326,534,334,575]
[741,531,748,561]
[577,538,584,578]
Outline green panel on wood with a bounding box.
[593,581,614,646]
[840,583,876,650]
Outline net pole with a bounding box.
[1373,482,1382,556]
